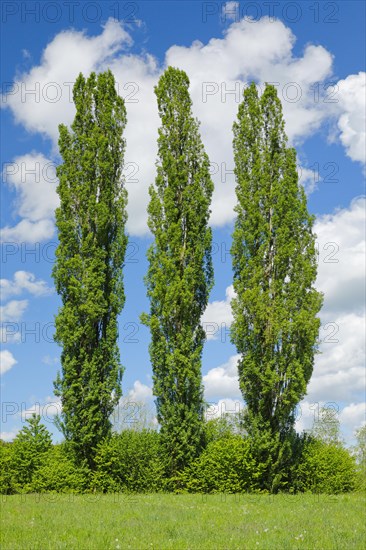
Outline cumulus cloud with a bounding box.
[315,197,366,317]
[0,219,55,244]
[165,18,333,227]
[0,299,28,322]
[1,152,58,243]
[308,313,365,402]
[0,350,17,375]
[340,402,366,433]
[205,398,243,420]
[1,271,52,300]
[1,19,132,144]
[203,354,241,399]
[202,285,235,340]
[0,326,21,344]
[305,198,366,404]
[336,72,366,165]
[2,17,346,236]
[127,380,153,402]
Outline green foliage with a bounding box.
[296,438,357,494]
[1,428,359,495]
[231,82,323,490]
[92,430,164,493]
[53,70,128,468]
[204,412,246,444]
[204,416,239,444]
[4,415,52,493]
[178,435,257,493]
[31,445,90,493]
[141,66,214,477]
[0,441,14,494]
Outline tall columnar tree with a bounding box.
[231,82,323,490]
[53,70,128,468]
[141,67,214,478]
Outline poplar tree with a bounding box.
[53,70,128,468]
[231,83,323,490]
[141,67,214,478]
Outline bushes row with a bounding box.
[1,415,361,495]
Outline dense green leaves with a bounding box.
[142,67,214,477]
[1,415,52,493]
[53,70,128,468]
[231,82,323,490]
[31,444,91,493]
[178,436,257,493]
[93,430,164,493]
[296,439,356,494]
[1,425,358,495]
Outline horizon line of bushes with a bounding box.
[1,412,364,496]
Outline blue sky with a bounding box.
[1,1,365,443]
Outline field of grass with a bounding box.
[1,493,365,549]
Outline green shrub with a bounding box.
[204,415,245,444]
[296,439,357,493]
[93,430,164,492]
[31,444,90,493]
[179,435,257,493]
[10,414,53,492]
[0,441,15,494]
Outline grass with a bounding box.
[1,493,365,549]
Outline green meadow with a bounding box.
[1,493,365,549]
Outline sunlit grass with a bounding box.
[1,493,365,549]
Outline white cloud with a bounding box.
[127,380,153,402]
[1,152,58,244]
[1,271,52,300]
[298,165,319,195]
[2,19,132,144]
[340,402,366,432]
[3,153,58,221]
[0,430,18,441]
[2,17,346,236]
[202,285,235,340]
[315,197,365,317]
[0,350,17,374]
[0,299,28,322]
[336,72,366,165]
[165,18,333,228]
[0,326,21,344]
[203,354,241,398]
[205,398,243,420]
[305,199,366,404]
[0,219,55,244]
[295,400,366,446]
